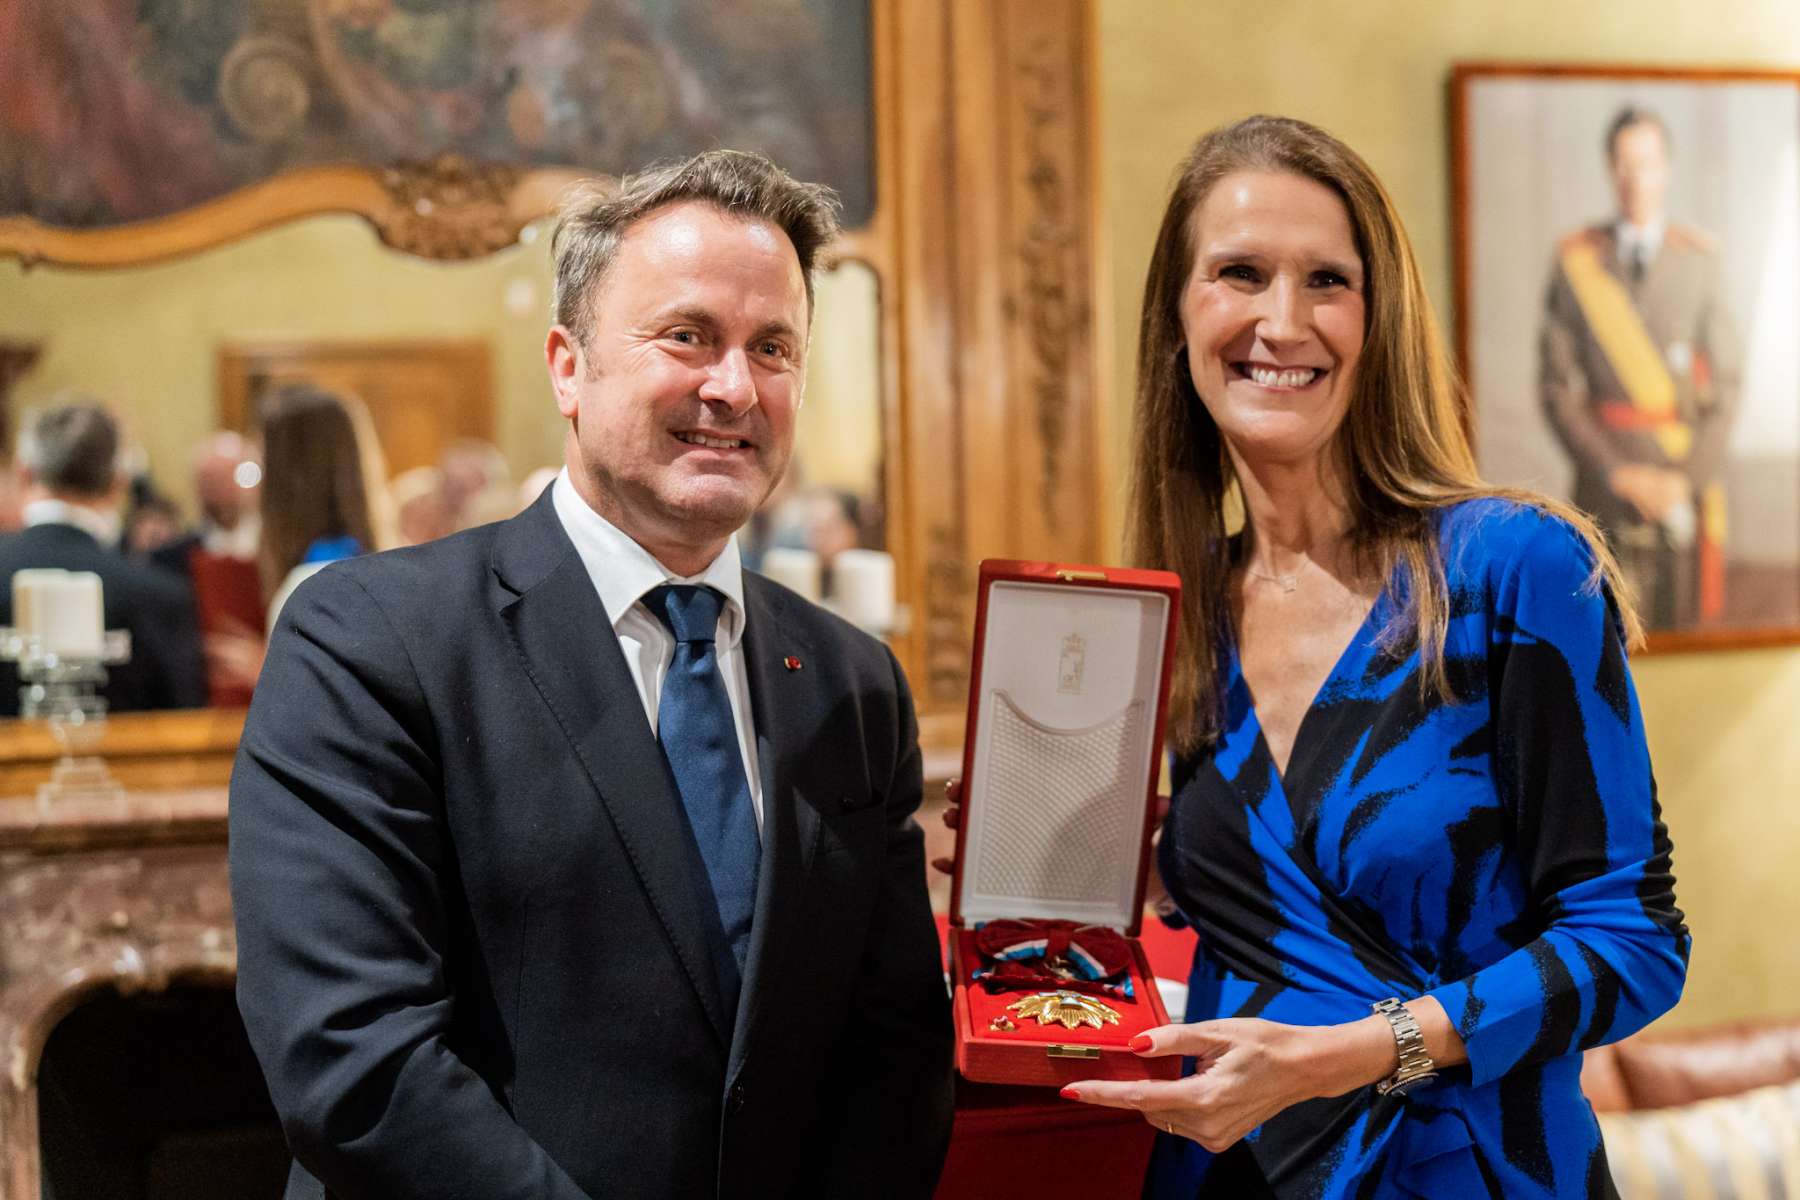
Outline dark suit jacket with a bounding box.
[0,522,208,716]
[229,492,954,1199]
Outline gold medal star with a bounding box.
[1007,990,1121,1031]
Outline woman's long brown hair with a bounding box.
[256,384,393,598]
[1125,116,1642,755]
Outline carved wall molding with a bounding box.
[1012,43,1083,533]
[883,0,1101,743]
[924,524,973,708]
[374,156,551,261]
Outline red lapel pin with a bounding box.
[783,655,803,671]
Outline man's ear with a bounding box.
[546,325,582,419]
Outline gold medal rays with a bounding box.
[1005,990,1121,1031]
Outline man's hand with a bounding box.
[1609,463,1692,522]
[929,778,963,876]
[204,616,266,694]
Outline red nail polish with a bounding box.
[1128,1034,1152,1052]
[1059,1086,1082,1101]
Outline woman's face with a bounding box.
[1179,169,1366,470]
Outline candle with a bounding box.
[831,549,896,633]
[11,568,105,657]
[761,547,823,603]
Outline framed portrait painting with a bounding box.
[1453,63,1800,650]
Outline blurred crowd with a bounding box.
[0,387,556,715]
[0,386,883,716]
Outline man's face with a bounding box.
[1611,121,1670,227]
[547,201,809,568]
[194,436,257,528]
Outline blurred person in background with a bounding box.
[122,489,184,557]
[258,384,394,627]
[154,431,266,706]
[179,430,261,562]
[391,465,456,547]
[0,398,206,714]
[517,464,560,511]
[0,462,23,534]
[439,436,513,531]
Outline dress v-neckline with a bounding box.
[1230,587,1388,799]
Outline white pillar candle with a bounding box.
[11,568,105,657]
[761,547,823,603]
[831,548,896,633]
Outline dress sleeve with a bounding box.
[1425,514,1689,1088]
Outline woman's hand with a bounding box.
[1061,1016,1398,1151]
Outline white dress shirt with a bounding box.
[551,469,764,828]
[1615,218,1666,275]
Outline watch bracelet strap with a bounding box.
[1372,997,1436,1095]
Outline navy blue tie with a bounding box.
[643,585,760,977]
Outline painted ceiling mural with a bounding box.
[0,0,875,229]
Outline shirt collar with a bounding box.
[550,468,746,647]
[201,513,260,559]
[23,499,120,547]
[1615,218,1666,261]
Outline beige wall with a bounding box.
[0,218,880,512]
[0,216,564,501]
[1097,0,1800,1029]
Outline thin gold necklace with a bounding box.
[1243,564,1299,594]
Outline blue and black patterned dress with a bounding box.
[1149,499,1689,1199]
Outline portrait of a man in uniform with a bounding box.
[1539,106,1739,630]
[1458,68,1800,643]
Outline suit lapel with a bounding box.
[491,495,733,1048]
[728,577,823,1067]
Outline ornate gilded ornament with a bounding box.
[1007,990,1120,1031]
[375,155,527,259]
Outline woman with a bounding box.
[1060,116,1687,1197]
[258,383,393,627]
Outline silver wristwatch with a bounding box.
[1372,997,1437,1096]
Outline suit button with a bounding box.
[729,1085,747,1114]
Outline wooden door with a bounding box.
[216,340,493,477]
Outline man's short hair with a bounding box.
[17,398,120,497]
[550,149,842,346]
[1606,106,1671,161]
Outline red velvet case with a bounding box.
[949,559,1183,1086]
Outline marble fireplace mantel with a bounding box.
[0,710,242,1199]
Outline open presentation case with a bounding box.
[948,559,1183,1086]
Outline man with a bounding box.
[152,431,265,705]
[0,400,207,715]
[230,151,954,1199]
[152,430,262,569]
[1540,105,1740,629]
